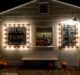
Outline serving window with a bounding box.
[36,27,53,47]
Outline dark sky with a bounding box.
[0,0,32,12]
[60,0,80,6]
[0,0,80,12]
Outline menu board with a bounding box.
[8,27,26,45]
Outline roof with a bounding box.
[0,0,80,15]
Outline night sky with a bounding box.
[0,0,80,12]
[0,0,31,12]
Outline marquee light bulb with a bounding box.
[2,23,31,51]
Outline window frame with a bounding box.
[35,27,53,47]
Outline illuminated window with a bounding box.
[36,27,53,46]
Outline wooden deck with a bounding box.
[0,68,80,75]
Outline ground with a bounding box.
[0,67,80,75]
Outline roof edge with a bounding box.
[52,0,80,9]
[0,0,80,15]
[0,0,37,15]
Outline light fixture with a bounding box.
[73,14,77,21]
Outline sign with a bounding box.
[8,27,26,45]
[2,24,31,50]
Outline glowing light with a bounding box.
[57,19,79,50]
[2,23,32,51]
[61,20,79,25]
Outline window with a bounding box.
[40,3,48,13]
[36,27,52,46]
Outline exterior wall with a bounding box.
[0,0,80,66]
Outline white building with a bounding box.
[0,0,80,67]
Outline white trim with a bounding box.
[21,57,58,60]
[0,0,37,15]
[52,0,80,9]
[33,46,54,48]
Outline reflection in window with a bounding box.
[36,28,52,46]
[61,25,77,47]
